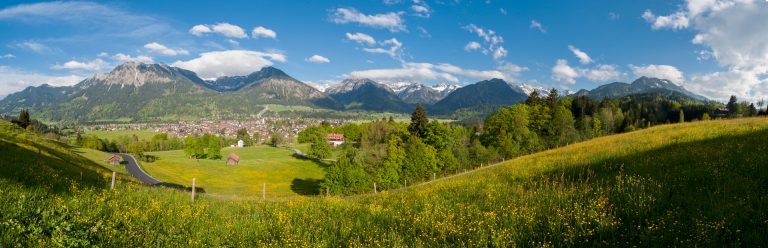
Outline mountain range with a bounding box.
[0,62,710,122]
[572,76,708,101]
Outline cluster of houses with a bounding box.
[87,117,345,146]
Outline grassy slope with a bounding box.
[141,146,327,198]
[74,148,129,175]
[1,118,767,246]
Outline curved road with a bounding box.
[119,153,162,186]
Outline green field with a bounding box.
[263,104,315,113]
[85,129,160,140]
[2,118,768,246]
[142,146,327,198]
[73,148,129,175]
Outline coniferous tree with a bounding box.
[727,95,739,117]
[18,109,31,129]
[408,104,429,138]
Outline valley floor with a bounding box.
[2,118,768,246]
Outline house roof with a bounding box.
[227,153,240,162]
[327,133,344,141]
[109,154,121,161]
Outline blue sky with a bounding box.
[0,0,766,102]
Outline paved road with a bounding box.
[119,153,162,186]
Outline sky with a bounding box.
[0,0,766,102]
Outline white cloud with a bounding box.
[172,50,286,79]
[411,4,430,18]
[530,20,546,33]
[493,46,508,60]
[189,23,247,39]
[497,63,528,74]
[465,24,503,46]
[190,25,211,36]
[97,52,109,57]
[464,41,481,51]
[629,64,685,84]
[582,64,623,81]
[143,42,189,56]
[464,24,506,61]
[307,55,330,64]
[552,59,623,84]
[500,8,507,15]
[0,66,84,96]
[642,10,689,30]
[113,53,154,64]
[642,0,768,101]
[211,23,247,38]
[347,62,512,83]
[14,41,51,54]
[687,69,767,101]
[363,38,403,59]
[51,58,108,71]
[1,54,14,59]
[330,8,406,32]
[434,63,506,80]
[345,32,376,45]
[568,45,593,64]
[251,26,277,39]
[552,59,579,84]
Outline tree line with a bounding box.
[304,90,763,195]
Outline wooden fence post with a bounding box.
[110,172,116,190]
[432,173,436,181]
[262,182,266,200]
[374,183,377,194]
[191,178,196,202]
[404,180,407,188]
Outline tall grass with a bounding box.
[1,119,767,246]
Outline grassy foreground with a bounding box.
[1,118,768,246]
[141,146,327,198]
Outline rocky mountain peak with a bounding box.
[84,62,202,87]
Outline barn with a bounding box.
[226,153,240,165]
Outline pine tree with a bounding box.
[727,95,739,117]
[408,104,429,138]
[547,88,559,108]
[18,109,30,129]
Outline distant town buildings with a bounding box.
[84,117,345,145]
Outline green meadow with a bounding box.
[1,118,768,246]
[84,129,159,141]
[141,146,327,198]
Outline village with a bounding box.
[84,116,346,144]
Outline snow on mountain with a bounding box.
[518,83,548,96]
[430,82,460,96]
